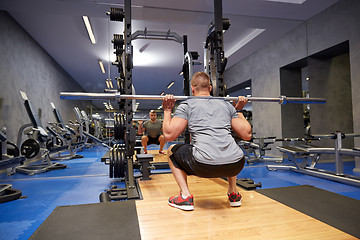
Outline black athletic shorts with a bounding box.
[169,143,245,178]
[147,135,160,145]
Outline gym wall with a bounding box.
[225,0,360,164]
[0,11,92,142]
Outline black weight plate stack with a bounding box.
[114,145,119,178]
[114,114,120,140]
[109,8,124,22]
[119,114,125,140]
[109,147,114,178]
[119,147,126,178]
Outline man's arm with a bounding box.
[162,95,188,141]
[231,96,252,141]
[137,120,145,135]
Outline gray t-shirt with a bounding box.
[143,120,162,138]
[174,98,244,165]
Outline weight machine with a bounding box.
[0,129,25,203]
[47,102,84,160]
[268,131,360,187]
[238,136,284,164]
[16,91,67,175]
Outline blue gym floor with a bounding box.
[1,144,360,240]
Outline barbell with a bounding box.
[60,92,326,104]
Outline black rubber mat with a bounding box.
[29,200,141,240]
[257,185,360,238]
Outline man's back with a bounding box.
[175,98,243,165]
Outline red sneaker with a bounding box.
[159,150,165,154]
[168,193,194,211]
[228,192,242,207]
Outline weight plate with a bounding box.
[20,139,40,159]
[119,147,125,178]
[119,114,125,140]
[46,139,54,150]
[114,114,121,140]
[114,145,119,178]
[56,137,63,146]
[109,147,114,178]
[6,141,20,157]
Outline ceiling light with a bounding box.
[160,92,165,96]
[306,77,310,81]
[82,16,96,44]
[105,79,113,89]
[245,87,251,90]
[225,29,265,58]
[263,0,306,4]
[133,51,162,67]
[98,60,105,74]
[167,81,175,89]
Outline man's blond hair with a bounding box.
[191,72,211,92]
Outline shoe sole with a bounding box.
[168,201,194,211]
[229,199,242,207]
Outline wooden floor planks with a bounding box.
[135,154,357,239]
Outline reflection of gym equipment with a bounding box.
[268,131,360,187]
[16,91,67,175]
[238,137,283,164]
[1,130,25,203]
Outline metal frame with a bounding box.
[132,29,183,44]
[267,132,360,187]
[204,0,226,97]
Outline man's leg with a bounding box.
[227,175,242,207]
[227,176,238,194]
[168,144,190,197]
[158,135,165,154]
[141,135,148,153]
[158,135,165,153]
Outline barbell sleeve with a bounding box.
[60,92,326,104]
[60,92,119,100]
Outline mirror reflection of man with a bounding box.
[138,110,165,154]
